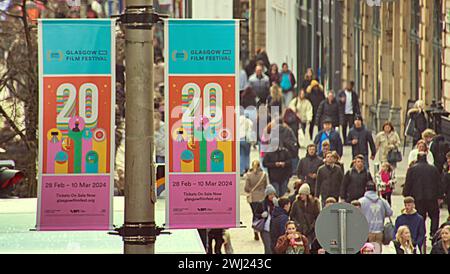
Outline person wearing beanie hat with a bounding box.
[290,181,321,244]
[345,114,376,170]
[255,184,278,254]
[299,183,311,195]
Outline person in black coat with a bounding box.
[314,118,343,157]
[340,155,373,203]
[442,153,450,215]
[269,198,291,253]
[316,152,344,207]
[430,225,450,254]
[301,68,314,91]
[403,153,445,237]
[306,80,325,137]
[338,81,361,141]
[407,100,428,147]
[345,115,377,170]
[296,144,323,197]
[316,91,344,129]
[263,142,292,197]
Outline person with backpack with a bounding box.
[280,63,296,107]
[340,155,373,203]
[394,197,426,251]
[270,197,291,253]
[314,118,343,157]
[288,88,313,142]
[358,182,393,253]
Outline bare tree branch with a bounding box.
[0,105,30,150]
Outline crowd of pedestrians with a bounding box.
[238,49,450,254]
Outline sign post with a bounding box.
[315,203,369,254]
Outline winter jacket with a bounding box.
[270,206,290,251]
[314,129,343,157]
[358,191,393,233]
[338,90,361,115]
[394,209,426,248]
[289,97,313,124]
[407,108,428,140]
[296,154,323,194]
[277,124,299,159]
[301,79,312,91]
[263,148,292,183]
[316,99,344,128]
[316,164,344,200]
[341,168,373,202]
[289,196,321,240]
[346,125,377,158]
[408,149,434,167]
[430,240,450,254]
[280,71,296,92]
[430,135,450,172]
[375,131,401,163]
[274,234,310,254]
[269,72,281,86]
[403,158,444,201]
[248,73,270,104]
[393,240,418,254]
[244,170,268,203]
[240,87,257,108]
[255,197,275,232]
[306,87,326,114]
[442,167,450,196]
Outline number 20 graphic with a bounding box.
[56,83,99,129]
[181,83,223,128]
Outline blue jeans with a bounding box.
[271,179,289,197]
[240,140,251,175]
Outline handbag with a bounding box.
[383,217,395,245]
[246,173,266,203]
[252,218,266,233]
[387,149,402,164]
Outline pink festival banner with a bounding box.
[165,20,240,229]
[37,19,115,231]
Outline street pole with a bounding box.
[121,1,157,254]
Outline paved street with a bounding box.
[228,143,449,254]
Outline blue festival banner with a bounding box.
[37,19,115,231]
